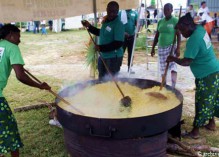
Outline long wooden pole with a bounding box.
[24,68,84,115]
[86,30,126,98]
[128,0,144,77]
[160,6,182,90]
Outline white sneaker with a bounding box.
[49,119,62,128]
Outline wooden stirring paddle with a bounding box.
[160,6,182,91]
[84,25,132,107]
[146,6,182,99]
[24,68,84,115]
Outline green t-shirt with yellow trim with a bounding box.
[0,40,24,97]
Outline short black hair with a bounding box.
[201,1,206,6]
[177,13,196,30]
[189,4,193,8]
[164,3,173,10]
[0,24,20,40]
[107,1,119,10]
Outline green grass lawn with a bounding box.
[2,29,219,156]
[3,73,67,157]
[15,108,67,157]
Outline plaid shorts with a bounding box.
[158,45,177,75]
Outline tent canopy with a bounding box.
[0,0,139,23]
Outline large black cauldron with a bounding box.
[56,78,183,157]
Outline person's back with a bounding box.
[167,13,219,139]
[120,9,138,72]
[186,25,219,78]
[123,10,138,36]
[0,40,24,93]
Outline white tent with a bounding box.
[0,0,139,23]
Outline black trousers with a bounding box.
[98,56,123,80]
[123,35,134,69]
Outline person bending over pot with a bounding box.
[167,13,219,139]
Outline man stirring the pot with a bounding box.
[81,1,125,80]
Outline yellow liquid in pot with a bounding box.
[58,82,180,118]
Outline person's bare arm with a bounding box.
[167,56,193,66]
[176,30,181,57]
[81,20,100,36]
[151,31,159,57]
[12,64,51,90]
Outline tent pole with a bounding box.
[90,0,98,78]
[160,0,163,10]
[128,0,144,77]
[93,0,97,27]
[156,0,160,80]
[145,0,149,70]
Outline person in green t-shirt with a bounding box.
[167,13,219,139]
[120,9,138,72]
[0,24,51,157]
[151,3,181,88]
[81,1,124,80]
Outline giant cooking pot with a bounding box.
[56,78,183,139]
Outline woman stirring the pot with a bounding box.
[167,13,219,139]
[0,24,51,157]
